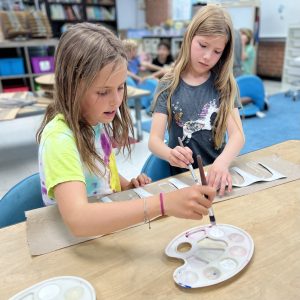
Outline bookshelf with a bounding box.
[44,0,117,37]
[0,39,58,93]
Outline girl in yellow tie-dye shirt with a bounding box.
[36,23,215,237]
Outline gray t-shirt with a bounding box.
[154,75,230,175]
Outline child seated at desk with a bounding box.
[150,40,175,80]
[122,39,159,112]
[36,23,215,237]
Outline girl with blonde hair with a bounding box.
[149,5,245,196]
[36,23,215,237]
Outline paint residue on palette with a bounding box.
[165,224,254,288]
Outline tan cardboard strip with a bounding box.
[26,155,300,256]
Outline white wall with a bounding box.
[260,0,300,38]
[116,0,300,38]
[116,0,146,29]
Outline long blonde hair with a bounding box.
[36,23,134,174]
[155,5,238,149]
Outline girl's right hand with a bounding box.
[168,146,194,169]
[163,185,216,220]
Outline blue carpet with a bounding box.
[241,92,300,154]
[142,92,300,154]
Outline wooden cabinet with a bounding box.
[44,0,118,37]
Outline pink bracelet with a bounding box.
[159,192,165,216]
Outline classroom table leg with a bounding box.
[134,97,143,141]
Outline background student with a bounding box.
[240,28,256,75]
[149,5,245,196]
[122,39,158,112]
[36,23,215,237]
[150,40,174,79]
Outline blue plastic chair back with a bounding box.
[126,76,137,87]
[0,173,45,228]
[141,154,171,182]
[237,75,266,116]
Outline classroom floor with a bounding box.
[0,79,282,198]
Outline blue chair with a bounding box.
[0,173,45,228]
[141,154,171,182]
[126,76,157,111]
[236,75,267,117]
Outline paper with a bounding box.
[25,155,300,256]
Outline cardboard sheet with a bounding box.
[25,155,300,256]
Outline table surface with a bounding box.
[1,140,300,300]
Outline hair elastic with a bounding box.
[160,192,165,216]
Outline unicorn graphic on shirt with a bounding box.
[182,100,218,142]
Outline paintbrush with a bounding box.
[196,154,216,226]
[177,137,199,183]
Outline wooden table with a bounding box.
[0,83,150,141]
[1,140,300,300]
[127,86,150,141]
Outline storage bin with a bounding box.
[31,56,54,74]
[3,85,29,93]
[0,58,25,76]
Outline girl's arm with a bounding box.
[127,70,142,83]
[148,112,193,168]
[141,61,162,72]
[54,181,215,237]
[207,108,245,195]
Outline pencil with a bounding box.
[196,154,216,226]
[177,137,198,183]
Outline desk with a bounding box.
[1,140,300,299]
[0,87,149,140]
[127,86,150,141]
[32,76,150,141]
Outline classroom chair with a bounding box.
[126,76,157,110]
[0,173,45,228]
[141,154,171,182]
[236,74,268,117]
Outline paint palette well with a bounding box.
[9,276,96,300]
[165,224,254,288]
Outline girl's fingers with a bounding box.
[139,173,151,185]
[131,178,140,188]
[227,177,232,193]
[218,175,228,196]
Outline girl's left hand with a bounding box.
[124,173,152,190]
[206,161,232,196]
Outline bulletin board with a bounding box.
[260,0,300,38]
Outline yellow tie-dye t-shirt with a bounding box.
[38,114,121,205]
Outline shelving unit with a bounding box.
[282,24,300,93]
[0,39,58,93]
[44,0,117,37]
[142,36,183,60]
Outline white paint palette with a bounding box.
[165,224,254,288]
[9,276,96,300]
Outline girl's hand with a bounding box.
[168,146,193,169]
[123,173,152,190]
[207,160,232,196]
[164,185,215,220]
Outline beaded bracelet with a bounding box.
[143,197,151,229]
[160,192,165,216]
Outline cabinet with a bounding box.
[0,39,58,93]
[282,24,300,90]
[44,0,117,37]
